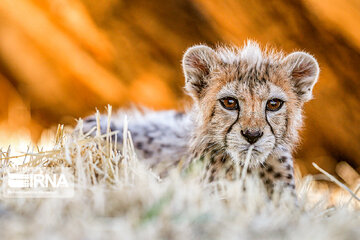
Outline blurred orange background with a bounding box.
[0,0,359,182]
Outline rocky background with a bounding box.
[0,0,359,178]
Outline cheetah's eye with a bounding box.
[219,97,239,110]
[266,99,284,111]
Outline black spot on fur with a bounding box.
[84,117,96,123]
[247,168,252,174]
[160,144,171,148]
[259,172,265,178]
[279,156,287,163]
[287,183,295,189]
[205,142,215,152]
[283,117,289,139]
[266,166,273,173]
[210,156,216,164]
[174,132,182,138]
[175,112,185,119]
[265,179,272,185]
[132,132,138,137]
[210,106,216,118]
[143,150,153,158]
[136,142,143,149]
[192,81,209,95]
[206,164,210,171]
[286,174,293,180]
[148,137,154,144]
[286,164,292,171]
[209,175,214,182]
[274,172,282,179]
[226,166,234,174]
[261,162,268,168]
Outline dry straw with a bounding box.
[0,107,359,239]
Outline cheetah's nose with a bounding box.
[241,129,263,144]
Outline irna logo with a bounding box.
[3,167,74,198]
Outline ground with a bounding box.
[0,122,359,240]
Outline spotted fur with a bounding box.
[79,110,191,168]
[78,41,319,194]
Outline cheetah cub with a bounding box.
[79,41,319,192]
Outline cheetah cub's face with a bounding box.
[183,42,319,167]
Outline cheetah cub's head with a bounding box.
[183,41,319,167]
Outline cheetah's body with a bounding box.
[82,110,191,168]
[79,41,319,193]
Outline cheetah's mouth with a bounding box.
[239,146,261,156]
[247,148,261,154]
[232,147,269,168]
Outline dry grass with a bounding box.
[0,115,359,240]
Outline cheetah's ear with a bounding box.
[182,45,218,99]
[283,52,319,102]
